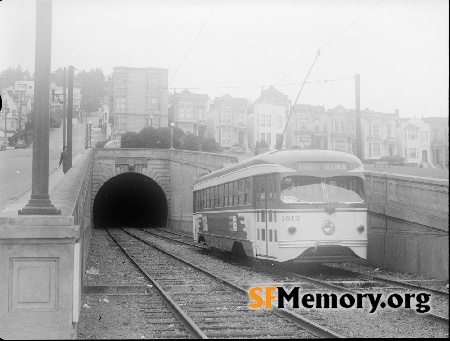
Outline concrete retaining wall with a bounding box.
[365,171,449,280]
[0,148,94,339]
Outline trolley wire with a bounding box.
[275,0,385,85]
[167,0,221,87]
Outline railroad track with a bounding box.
[106,227,342,339]
[141,227,449,328]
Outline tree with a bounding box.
[0,65,33,88]
[138,126,158,148]
[201,138,222,153]
[121,132,141,148]
[50,67,65,86]
[181,133,201,151]
[74,68,107,114]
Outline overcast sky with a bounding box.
[1,0,448,118]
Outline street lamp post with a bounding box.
[170,122,175,150]
[150,113,154,127]
[89,121,92,147]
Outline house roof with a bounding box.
[254,85,290,104]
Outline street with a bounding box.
[0,120,87,210]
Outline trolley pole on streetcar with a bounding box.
[355,74,363,161]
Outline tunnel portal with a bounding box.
[93,172,168,228]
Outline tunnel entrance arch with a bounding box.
[93,172,168,228]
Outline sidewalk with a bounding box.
[1,153,84,213]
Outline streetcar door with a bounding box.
[255,175,268,257]
[266,175,277,258]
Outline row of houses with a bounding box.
[106,66,448,168]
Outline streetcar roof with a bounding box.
[194,149,363,187]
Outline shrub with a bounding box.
[121,131,141,148]
[201,138,222,153]
[181,133,201,151]
[380,155,406,165]
[95,139,110,148]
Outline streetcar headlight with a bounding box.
[287,225,297,234]
[322,220,335,235]
[357,224,365,233]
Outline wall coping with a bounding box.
[365,170,449,186]
[0,149,93,229]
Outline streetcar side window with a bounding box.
[245,178,251,204]
[261,229,266,241]
[255,178,260,203]
[223,183,228,207]
[218,184,223,208]
[233,180,239,206]
[238,179,245,205]
[269,229,273,242]
[260,177,265,201]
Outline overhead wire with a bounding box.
[167,0,221,87]
[275,0,385,85]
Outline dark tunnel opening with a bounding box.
[93,172,168,228]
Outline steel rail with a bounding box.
[105,228,208,339]
[124,228,344,338]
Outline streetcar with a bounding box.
[192,148,367,263]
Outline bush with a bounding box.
[201,138,222,153]
[121,131,141,148]
[95,139,110,148]
[181,133,201,151]
[138,126,157,148]
[380,155,406,166]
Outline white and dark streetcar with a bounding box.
[193,149,368,263]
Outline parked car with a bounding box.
[103,140,121,149]
[15,140,27,149]
[229,146,246,154]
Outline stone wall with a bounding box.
[365,171,449,280]
[92,148,238,232]
[0,148,94,339]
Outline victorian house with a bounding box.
[325,106,399,159]
[396,117,431,165]
[170,89,209,138]
[286,104,326,149]
[109,66,169,139]
[249,86,290,150]
[423,117,449,168]
[207,94,248,149]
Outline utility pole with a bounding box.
[63,67,67,147]
[67,65,74,172]
[355,74,363,160]
[19,0,60,215]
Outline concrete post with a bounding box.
[19,0,60,215]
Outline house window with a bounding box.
[115,96,125,110]
[260,114,265,127]
[11,120,15,129]
[266,115,271,127]
[277,116,282,128]
[407,130,418,140]
[186,107,192,119]
[151,97,159,110]
[333,121,346,133]
[115,116,126,130]
[297,117,309,130]
[371,124,380,137]
[221,129,231,143]
[419,131,428,140]
[409,148,418,158]
[198,108,204,120]
[297,134,310,145]
[179,107,185,118]
[334,140,345,151]
[372,143,380,156]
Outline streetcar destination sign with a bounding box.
[297,162,348,171]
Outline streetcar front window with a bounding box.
[325,177,364,203]
[280,177,326,203]
[280,176,364,204]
